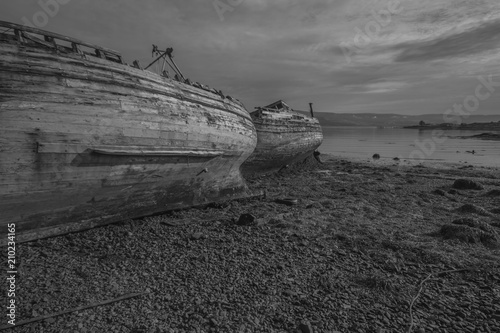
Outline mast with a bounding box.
[309,103,314,118]
[166,48,186,80]
[144,45,185,80]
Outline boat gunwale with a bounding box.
[0,21,249,120]
[0,43,253,122]
[0,20,121,56]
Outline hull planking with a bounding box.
[242,101,323,176]
[0,21,257,243]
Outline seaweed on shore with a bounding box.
[8,155,500,333]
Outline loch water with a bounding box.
[319,127,500,168]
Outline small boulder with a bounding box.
[190,232,205,240]
[432,189,446,196]
[306,202,323,209]
[452,179,483,190]
[275,198,298,206]
[373,154,381,160]
[457,204,491,216]
[440,223,499,247]
[452,217,498,234]
[298,321,314,333]
[485,189,500,197]
[236,213,256,226]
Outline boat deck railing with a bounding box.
[257,107,304,118]
[0,20,245,105]
[254,107,320,122]
[257,107,292,113]
[0,20,123,64]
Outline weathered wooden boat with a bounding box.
[241,100,323,176]
[0,21,257,244]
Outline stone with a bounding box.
[275,198,298,206]
[433,189,446,196]
[299,321,314,333]
[452,179,483,190]
[190,232,205,240]
[457,204,491,216]
[485,189,500,197]
[236,213,256,226]
[440,223,499,247]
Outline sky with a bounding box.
[1,0,500,115]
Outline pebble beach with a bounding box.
[2,154,500,333]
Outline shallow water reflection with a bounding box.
[319,127,500,167]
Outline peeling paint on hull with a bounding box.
[0,23,257,243]
[242,106,323,176]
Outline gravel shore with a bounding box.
[2,155,500,333]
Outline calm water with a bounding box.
[319,127,500,167]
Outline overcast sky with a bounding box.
[2,0,500,115]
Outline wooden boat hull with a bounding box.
[0,25,257,243]
[242,110,323,176]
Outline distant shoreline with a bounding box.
[403,122,500,131]
[452,132,500,141]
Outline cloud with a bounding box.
[1,0,500,115]
[393,18,500,62]
[363,81,409,94]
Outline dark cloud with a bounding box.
[1,1,500,115]
[393,19,500,62]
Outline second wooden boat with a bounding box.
[241,100,323,176]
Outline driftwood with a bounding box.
[0,292,148,331]
[406,268,473,333]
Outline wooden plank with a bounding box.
[31,142,235,157]
[0,51,249,120]
[0,123,249,148]
[92,147,232,157]
[0,128,241,154]
[0,158,219,192]
[0,20,120,56]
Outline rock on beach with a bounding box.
[10,155,500,333]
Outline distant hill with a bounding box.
[296,112,500,127]
[404,121,500,131]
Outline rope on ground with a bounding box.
[0,291,149,331]
[406,268,472,333]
